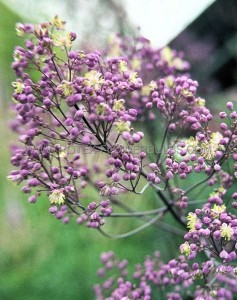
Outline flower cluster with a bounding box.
[9,17,149,226]
[10,17,203,227]
[8,17,237,299]
[105,35,190,119]
[94,250,237,299]
[182,202,237,263]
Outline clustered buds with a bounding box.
[94,251,237,299]
[8,17,237,299]
[182,202,237,263]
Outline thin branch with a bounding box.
[98,213,162,239]
[101,206,167,218]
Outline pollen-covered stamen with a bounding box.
[84,70,104,90]
[12,81,25,94]
[51,15,66,30]
[49,189,65,205]
[220,223,234,241]
[180,242,191,256]
[186,212,198,231]
[211,204,226,217]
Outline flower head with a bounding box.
[118,60,128,73]
[15,23,25,37]
[53,32,73,47]
[129,72,139,84]
[187,212,198,231]
[113,99,125,112]
[49,189,65,205]
[58,81,74,96]
[180,242,191,256]
[203,132,223,159]
[51,15,66,30]
[114,120,131,134]
[211,204,226,217]
[149,80,158,90]
[195,97,206,107]
[220,223,233,241]
[12,81,24,94]
[96,103,109,115]
[84,70,104,90]
[160,46,186,70]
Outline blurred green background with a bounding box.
[1,0,237,299]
